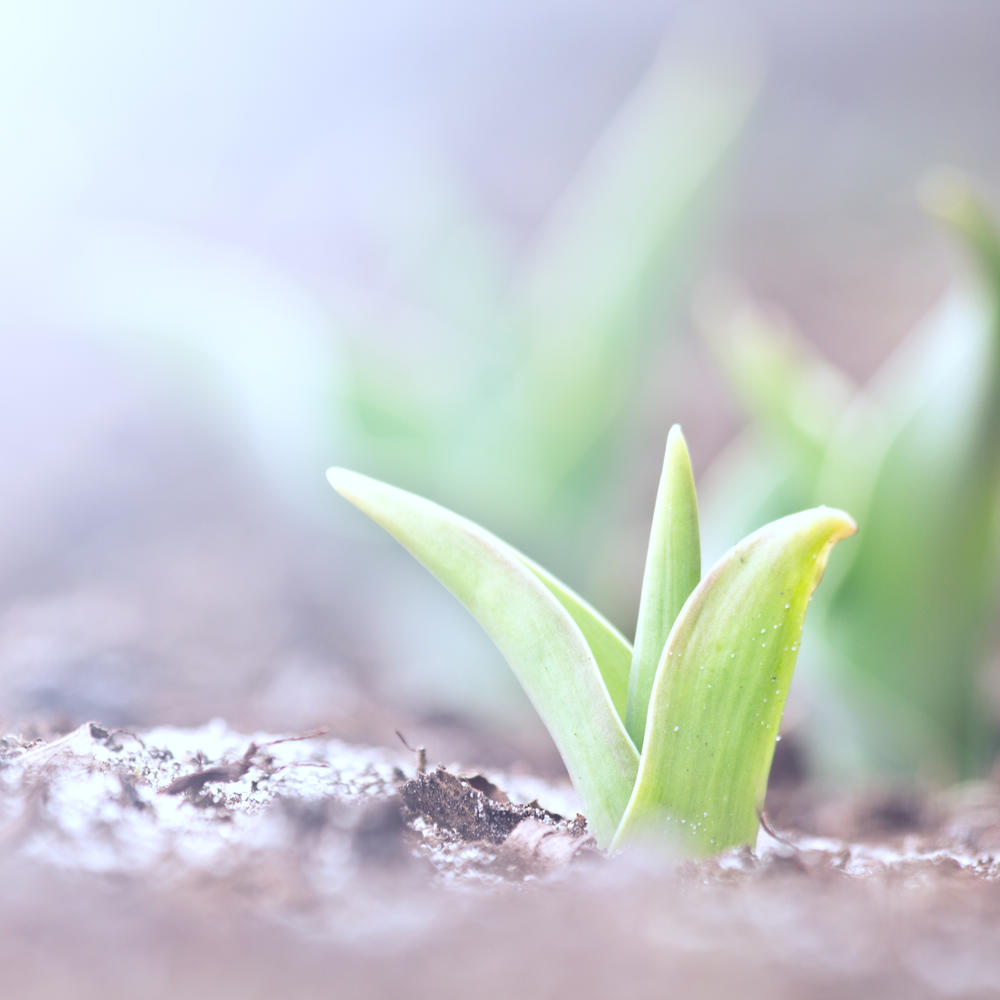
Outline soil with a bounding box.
[3,721,1000,999]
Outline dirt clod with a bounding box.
[399,766,579,845]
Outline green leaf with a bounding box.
[327,468,639,846]
[694,291,859,576]
[503,48,757,521]
[515,554,633,723]
[810,180,1000,779]
[696,291,854,471]
[612,507,856,855]
[923,170,1000,290]
[626,425,701,747]
[698,194,1000,782]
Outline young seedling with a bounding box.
[328,426,855,854]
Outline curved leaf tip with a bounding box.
[612,504,856,855]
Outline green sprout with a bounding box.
[328,426,855,854]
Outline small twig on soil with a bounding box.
[257,728,328,749]
[160,729,329,796]
[395,730,427,775]
[161,745,259,796]
[757,808,798,849]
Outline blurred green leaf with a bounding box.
[697,288,853,474]
[701,178,1000,779]
[819,183,1000,778]
[340,44,757,567]
[69,225,338,510]
[510,52,758,512]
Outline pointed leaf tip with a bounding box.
[327,466,362,496]
[626,424,701,747]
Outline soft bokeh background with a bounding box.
[3,1,999,780]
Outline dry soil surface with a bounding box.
[3,721,1000,999]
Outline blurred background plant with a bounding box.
[697,177,1000,783]
[3,1,1000,784]
[61,36,753,732]
[338,49,752,573]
